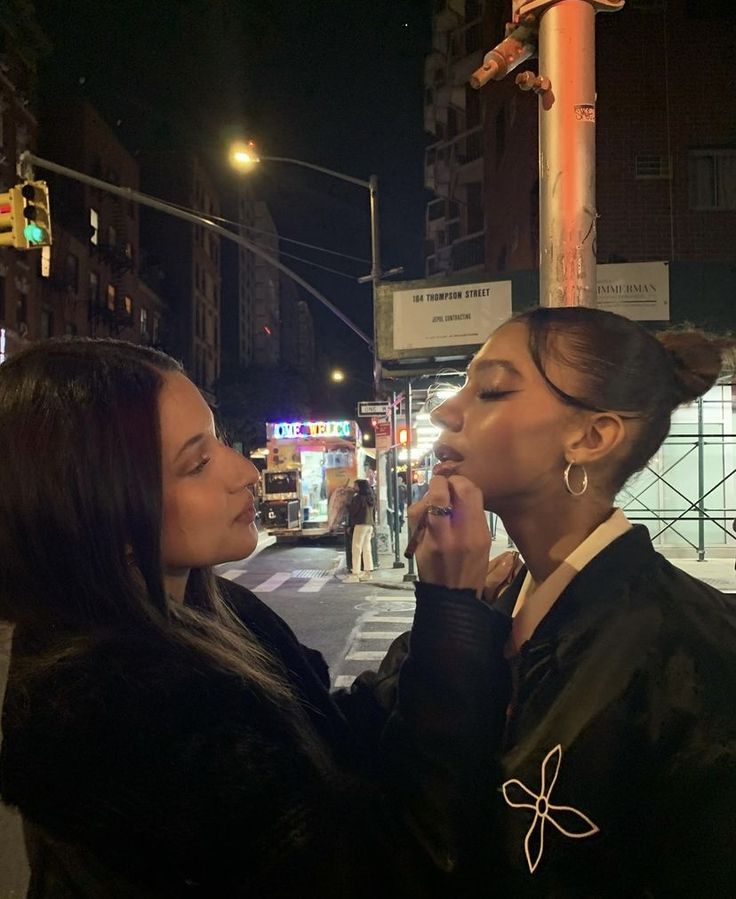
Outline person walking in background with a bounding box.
[345,479,375,583]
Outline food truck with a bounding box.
[261,419,365,538]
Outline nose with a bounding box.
[430,394,462,432]
[229,450,259,492]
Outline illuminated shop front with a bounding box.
[263,419,364,533]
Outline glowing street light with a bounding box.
[330,369,347,383]
[229,141,260,172]
[228,139,388,392]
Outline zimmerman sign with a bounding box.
[392,280,512,352]
[596,261,669,321]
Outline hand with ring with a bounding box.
[407,474,491,597]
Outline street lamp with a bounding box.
[229,140,384,393]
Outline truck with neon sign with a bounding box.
[262,419,365,539]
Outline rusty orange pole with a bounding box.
[471,0,624,308]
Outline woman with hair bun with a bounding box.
[0,337,514,898]
[410,306,736,896]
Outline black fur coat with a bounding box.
[1,580,511,898]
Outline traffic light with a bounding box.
[19,181,52,248]
[0,181,52,250]
[398,427,408,447]
[0,186,26,248]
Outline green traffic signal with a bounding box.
[23,222,46,244]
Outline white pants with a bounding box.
[351,525,374,575]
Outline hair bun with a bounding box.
[656,330,729,405]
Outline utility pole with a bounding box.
[471,0,624,308]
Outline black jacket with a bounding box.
[415,526,736,896]
[0,579,511,898]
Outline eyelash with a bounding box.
[190,456,211,475]
[478,389,513,401]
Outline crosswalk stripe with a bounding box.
[369,616,413,623]
[345,650,386,661]
[220,569,245,581]
[333,675,356,688]
[298,577,332,593]
[357,631,404,640]
[253,572,292,593]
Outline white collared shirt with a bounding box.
[509,509,633,654]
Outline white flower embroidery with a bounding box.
[502,744,599,874]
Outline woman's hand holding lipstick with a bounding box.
[407,472,491,598]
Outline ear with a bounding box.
[564,412,627,465]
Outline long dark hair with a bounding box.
[512,307,730,490]
[0,338,303,713]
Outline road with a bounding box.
[216,540,415,687]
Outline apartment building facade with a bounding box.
[423,0,495,277]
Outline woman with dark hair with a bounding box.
[345,478,376,583]
[0,338,512,898]
[409,307,736,896]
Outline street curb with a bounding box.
[371,579,416,592]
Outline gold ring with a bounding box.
[427,504,453,517]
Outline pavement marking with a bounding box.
[345,650,387,661]
[333,675,356,689]
[364,593,416,602]
[292,569,333,579]
[369,616,414,623]
[298,577,333,593]
[220,569,245,581]
[356,631,404,640]
[252,572,292,593]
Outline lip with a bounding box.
[432,441,464,478]
[233,504,256,525]
[432,460,461,477]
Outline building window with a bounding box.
[466,0,481,19]
[106,284,116,311]
[466,84,481,129]
[495,107,506,167]
[465,22,482,54]
[89,208,99,245]
[123,294,133,316]
[65,253,79,292]
[140,307,148,335]
[89,271,99,305]
[689,149,736,210]
[108,225,117,248]
[152,313,160,344]
[635,154,672,180]
[40,308,54,340]
[124,242,133,259]
[16,291,27,327]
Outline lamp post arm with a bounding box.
[261,156,371,190]
[19,151,373,349]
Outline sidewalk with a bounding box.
[366,547,736,593]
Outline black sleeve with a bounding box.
[380,582,512,879]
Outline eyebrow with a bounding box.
[468,358,522,377]
[174,433,207,461]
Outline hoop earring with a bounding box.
[563,461,588,497]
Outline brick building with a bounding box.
[39,99,165,344]
[0,9,45,359]
[424,1,736,331]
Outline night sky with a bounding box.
[36,0,434,411]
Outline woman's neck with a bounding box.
[501,497,615,583]
[164,570,190,604]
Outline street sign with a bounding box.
[357,400,390,417]
[375,420,392,452]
